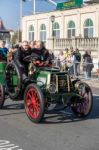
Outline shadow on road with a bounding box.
[0,96,99,124]
[0,103,25,117]
[42,95,99,124]
[3,103,24,110]
[89,95,99,119]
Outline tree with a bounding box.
[11,30,22,44]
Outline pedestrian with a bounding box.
[66,50,75,77]
[83,50,93,79]
[58,51,66,71]
[73,48,81,77]
[0,40,8,61]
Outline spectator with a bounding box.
[66,50,75,77]
[73,48,81,77]
[83,50,93,79]
[58,51,66,71]
[64,48,69,59]
[0,40,8,60]
[7,44,19,62]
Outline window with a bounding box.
[67,21,75,38]
[84,19,93,38]
[40,24,46,42]
[53,22,60,38]
[28,25,34,41]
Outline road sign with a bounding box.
[57,0,83,10]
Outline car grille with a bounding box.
[57,74,73,92]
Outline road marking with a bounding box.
[93,94,99,97]
[0,140,23,150]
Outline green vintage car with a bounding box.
[0,55,93,123]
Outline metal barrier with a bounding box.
[52,59,99,88]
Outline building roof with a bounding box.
[0,18,9,33]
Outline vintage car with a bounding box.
[0,54,93,123]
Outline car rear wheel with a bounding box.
[72,82,93,118]
[0,84,5,108]
[24,83,45,123]
[6,61,22,99]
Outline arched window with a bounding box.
[40,24,46,42]
[53,22,60,38]
[67,21,75,38]
[84,19,93,38]
[28,25,34,41]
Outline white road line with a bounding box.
[93,94,99,96]
[0,140,23,150]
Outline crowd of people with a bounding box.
[55,47,94,79]
[0,40,94,79]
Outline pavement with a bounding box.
[81,78,99,88]
[76,73,99,88]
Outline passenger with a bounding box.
[29,41,34,49]
[31,41,52,67]
[14,41,31,81]
[7,44,19,62]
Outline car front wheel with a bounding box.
[24,83,45,123]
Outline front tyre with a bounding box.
[72,82,93,118]
[24,84,45,123]
[0,84,5,108]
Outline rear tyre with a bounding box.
[72,82,93,118]
[24,84,45,123]
[0,84,5,108]
[6,61,22,99]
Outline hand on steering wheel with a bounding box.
[23,53,40,62]
[33,60,45,67]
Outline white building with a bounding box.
[22,3,99,61]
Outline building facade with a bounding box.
[22,3,99,62]
[22,3,99,40]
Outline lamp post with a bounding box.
[51,15,55,50]
[33,0,36,15]
[17,22,20,43]
[20,0,23,30]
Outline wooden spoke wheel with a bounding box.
[6,61,22,99]
[24,84,45,123]
[72,82,93,118]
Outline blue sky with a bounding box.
[0,0,65,30]
[0,0,86,30]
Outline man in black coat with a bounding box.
[14,41,31,80]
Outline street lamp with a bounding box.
[17,22,20,43]
[51,15,55,50]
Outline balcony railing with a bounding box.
[47,37,99,51]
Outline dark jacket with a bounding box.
[14,46,31,68]
[83,53,93,71]
[31,47,51,62]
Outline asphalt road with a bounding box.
[0,87,99,150]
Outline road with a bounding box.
[0,87,99,150]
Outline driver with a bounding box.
[14,41,31,80]
[31,41,52,67]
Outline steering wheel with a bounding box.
[23,53,40,62]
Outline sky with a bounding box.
[0,0,86,30]
[0,0,60,30]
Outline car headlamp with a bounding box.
[48,83,56,94]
